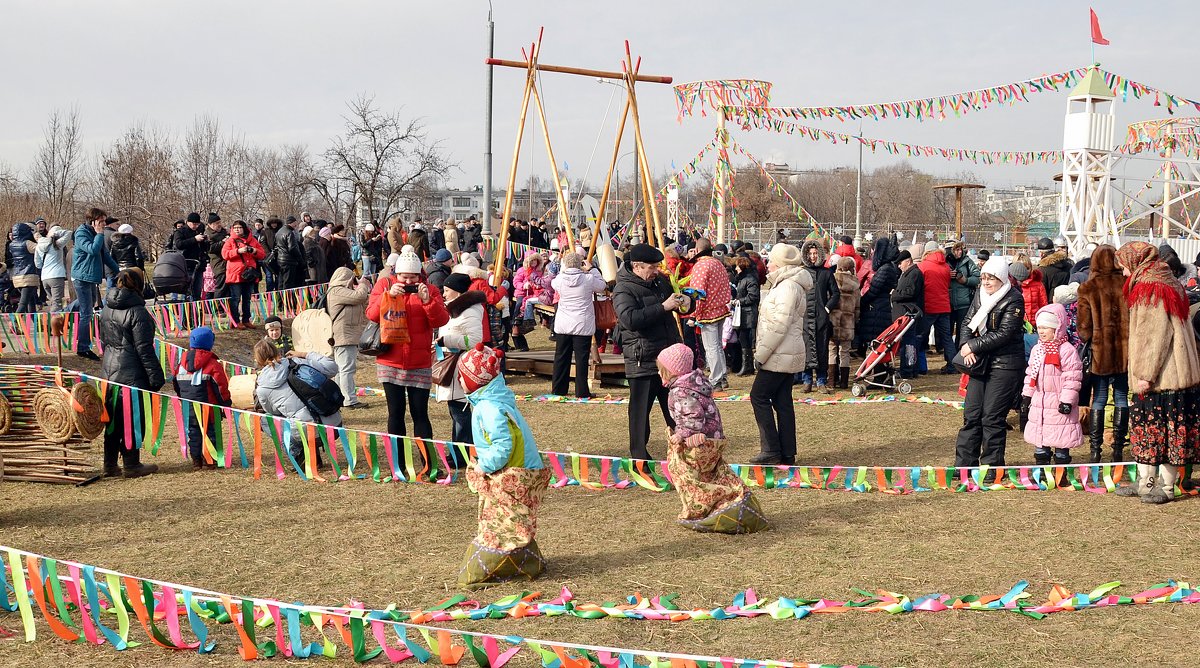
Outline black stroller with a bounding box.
[152,251,193,303]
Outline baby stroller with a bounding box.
[851,313,916,397]
[152,250,193,303]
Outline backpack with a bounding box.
[286,359,344,418]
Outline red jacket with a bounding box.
[835,243,864,272]
[1019,271,1048,325]
[221,235,266,284]
[366,276,450,370]
[917,250,951,315]
[172,349,231,406]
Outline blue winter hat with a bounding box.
[189,326,215,351]
[433,248,453,263]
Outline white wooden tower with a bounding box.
[1059,67,1121,252]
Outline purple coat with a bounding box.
[666,370,726,441]
[1022,304,1084,449]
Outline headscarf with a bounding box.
[1116,241,1189,321]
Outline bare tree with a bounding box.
[29,107,85,220]
[92,121,181,253]
[265,144,320,217]
[321,94,453,229]
[178,114,243,215]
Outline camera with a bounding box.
[403,284,419,294]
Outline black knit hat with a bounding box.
[443,272,471,294]
[207,212,222,225]
[186,212,202,224]
[895,250,912,264]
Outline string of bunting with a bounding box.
[673,79,773,120]
[0,545,873,667]
[725,108,1062,165]
[728,140,825,235]
[11,364,1169,496]
[707,67,1089,122]
[149,284,325,337]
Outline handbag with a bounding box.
[379,289,411,345]
[952,336,990,376]
[593,295,617,331]
[358,321,390,356]
[1079,340,1093,374]
[430,349,462,387]
[242,265,261,284]
[730,301,744,328]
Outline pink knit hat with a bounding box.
[656,343,694,377]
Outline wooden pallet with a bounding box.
[504,349,628,387]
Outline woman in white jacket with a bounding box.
[748,243,812,465]
[435,272,486,466]
[35,225,72,311]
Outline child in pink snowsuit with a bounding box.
[1022,303,1084,465]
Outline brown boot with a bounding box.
[123,464,159,478]
[826,364,838,391]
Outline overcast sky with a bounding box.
[3,0,1197,195]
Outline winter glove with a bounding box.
[1018,396,1031,431]
[1058,402,1072,415]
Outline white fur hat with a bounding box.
[117,223,133,234]
[980,256,1010,282]
[395,250,422,275]
[385,253,401,268]
[460,252,481,269]
[1053,282,1079,305]
[1035,310,1060,329]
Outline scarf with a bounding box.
[1028,336,1064,388]
[966,281,1012,336]
[1116,241,1190,321]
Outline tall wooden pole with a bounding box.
[715,109,727,245]
[491,34,541,288]
[954,188,963,239]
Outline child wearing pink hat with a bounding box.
[656,343,769,534]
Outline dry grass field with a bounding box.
[1,326,1196,667]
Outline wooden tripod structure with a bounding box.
[486,32,672,286]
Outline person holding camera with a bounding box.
[221,220,266,329]
[366,249,450,441]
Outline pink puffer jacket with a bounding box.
[1021,304,1084,449]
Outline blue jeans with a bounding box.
[263,267,276,292]
[75,280,98,353]
[900,328,922,378]
[916,313,955,372]
[1091,373,1129,409]
[800,369,828,386]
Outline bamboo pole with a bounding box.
[485,58,672,84]
[586,100,632,263]
[491,33,542,288]
[528,83,575,250]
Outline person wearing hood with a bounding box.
[35,223,71,311]
[221,221,266,329]
[748,242,813,465]
[9,222,40,313]
[917,240,955,375]
[613,243,686,461]
[731,256,761,376]
[953,256,1026,477]
[172,326,232,471]
[1070,242,1097,284]
[798,239,839,393]
[858,236,900,351]
[656,343,769,533]
[829,257,861,389]
[1010,256,1048,327]
[73,208,120,360]
[327,266,373,410]
[1037,237,1073,297]
[366,249,450,441]
[946,240,981,340]
[1077,245,1130,463]
[455,344,551,587]
[1112,242,1200,504]
[99,268,163,478]
[513,251,546,334]
[252,339,342,468]
[550,252,607,398]
[1021,305,1085,466]
[891,250,924,379]
[109,223,146,273]
[687,238,734,389]
[302,225,327,285]
[435,273,487,455]
[322,224,354,273]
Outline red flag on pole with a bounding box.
[1090,8,1110,45]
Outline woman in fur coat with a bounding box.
[1076,245,1130,463]
[828,256,860,389]
[1113,242,1200,504]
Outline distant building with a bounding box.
[981,184,1059,222]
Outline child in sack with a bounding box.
[172,326,232,470]
[1021,304,1084,465]
[656,343,769,534]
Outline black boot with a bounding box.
[1111,406,1129,462]
[1053,448,1072,466]
[737,350,754,377]
[1088,407,1105,464]
[1033,448,1052,465]
[839,366,851,389]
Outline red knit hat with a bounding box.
[458,343,504,394]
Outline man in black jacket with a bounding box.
[612,243,685,461]
[274,217,307,289]
[891,249,925,379]
[1036,237,1073,297]
[205,213,229,299]
[174,212,209,299]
